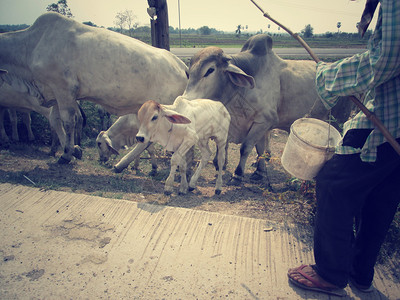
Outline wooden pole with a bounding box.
[148,0,170,51]
[250,0,400,156]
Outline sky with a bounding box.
[0,0,377,34]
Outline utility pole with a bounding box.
[178,0,182,47]
[147,0,170,51]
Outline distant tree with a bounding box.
[46,0,73,18]
[0,24,29,33]
[83,21,97,27]
[115,13,126,33]
[337,22,342,33]
[301,24,314,38]
[135,26,151,34]
[114,11,127,34]
[199,26,211,35]
[114,10,138,36]
[124,10,138,37]
[324,32,334,38]
[235,25,242,37]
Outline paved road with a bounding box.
[171,47,366,58]
[1,183,399,299]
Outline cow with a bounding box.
[96,113,157,174]
[136,96,231,195]
[182,34,353,186]
[0,82,84,156]
[0,12,188,164]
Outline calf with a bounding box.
[136,96,230,195]
[96,114,157,174]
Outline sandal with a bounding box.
[288,264,347,297]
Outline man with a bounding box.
[287,0,400,297]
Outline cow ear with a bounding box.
[108,145,119,156]
[226,64,255,89]
[163,109,191,124]
[105,135,119,155]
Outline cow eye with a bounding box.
[204,67,214,77]
[151,115,158,121]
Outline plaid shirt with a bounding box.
[316,0,400,162]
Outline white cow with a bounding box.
[0,82,84,156]
[183,34,353,186]
[96,114,157,174]
[0,12,188,164]
[136,96,230,195]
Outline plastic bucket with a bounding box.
[281,118,342,180]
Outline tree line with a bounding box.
[0,0,371,40]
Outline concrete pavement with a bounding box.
[0,183,399,299]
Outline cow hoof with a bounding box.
[149,169,157,177]
[57,156,71,164]
[178,191,187,196]
[188,186,195,192]
[227,176,242,186]
[72,146,83,159]
[164,190,172,196]
[215,189,221,195]
[113,166,123,173]
[250,172,264,182]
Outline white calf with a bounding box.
[96,114,157,174]
[136,96,231,195]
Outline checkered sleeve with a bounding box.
[315,0,400,109]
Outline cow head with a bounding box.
[136,99,191,144]
[96,131,119,162]
[183,47,255,101]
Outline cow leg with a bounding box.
[213,142,228,171]
[164,152,182,195]
[50,128,60,156]
[250,135,267,181]
[132,157,140,171]
[189,140,211,192]
[74,107,83,146]
[8,109,19,141]
[56,100,79,164]
[21,112,35,142]
[229,124,270,186]
[215,139,227,194]
[178,156,188,195]
[113,141,150,173]
[250,135,273,191]
[48,105,65,157]
[166,138,196,195]
[0,108,10,142]
[147,143,158,176]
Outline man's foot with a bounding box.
[349,276,375,293]
[287,264,347,297]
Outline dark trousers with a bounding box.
[313,129,400,288]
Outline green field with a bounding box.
[132,32,369,49]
